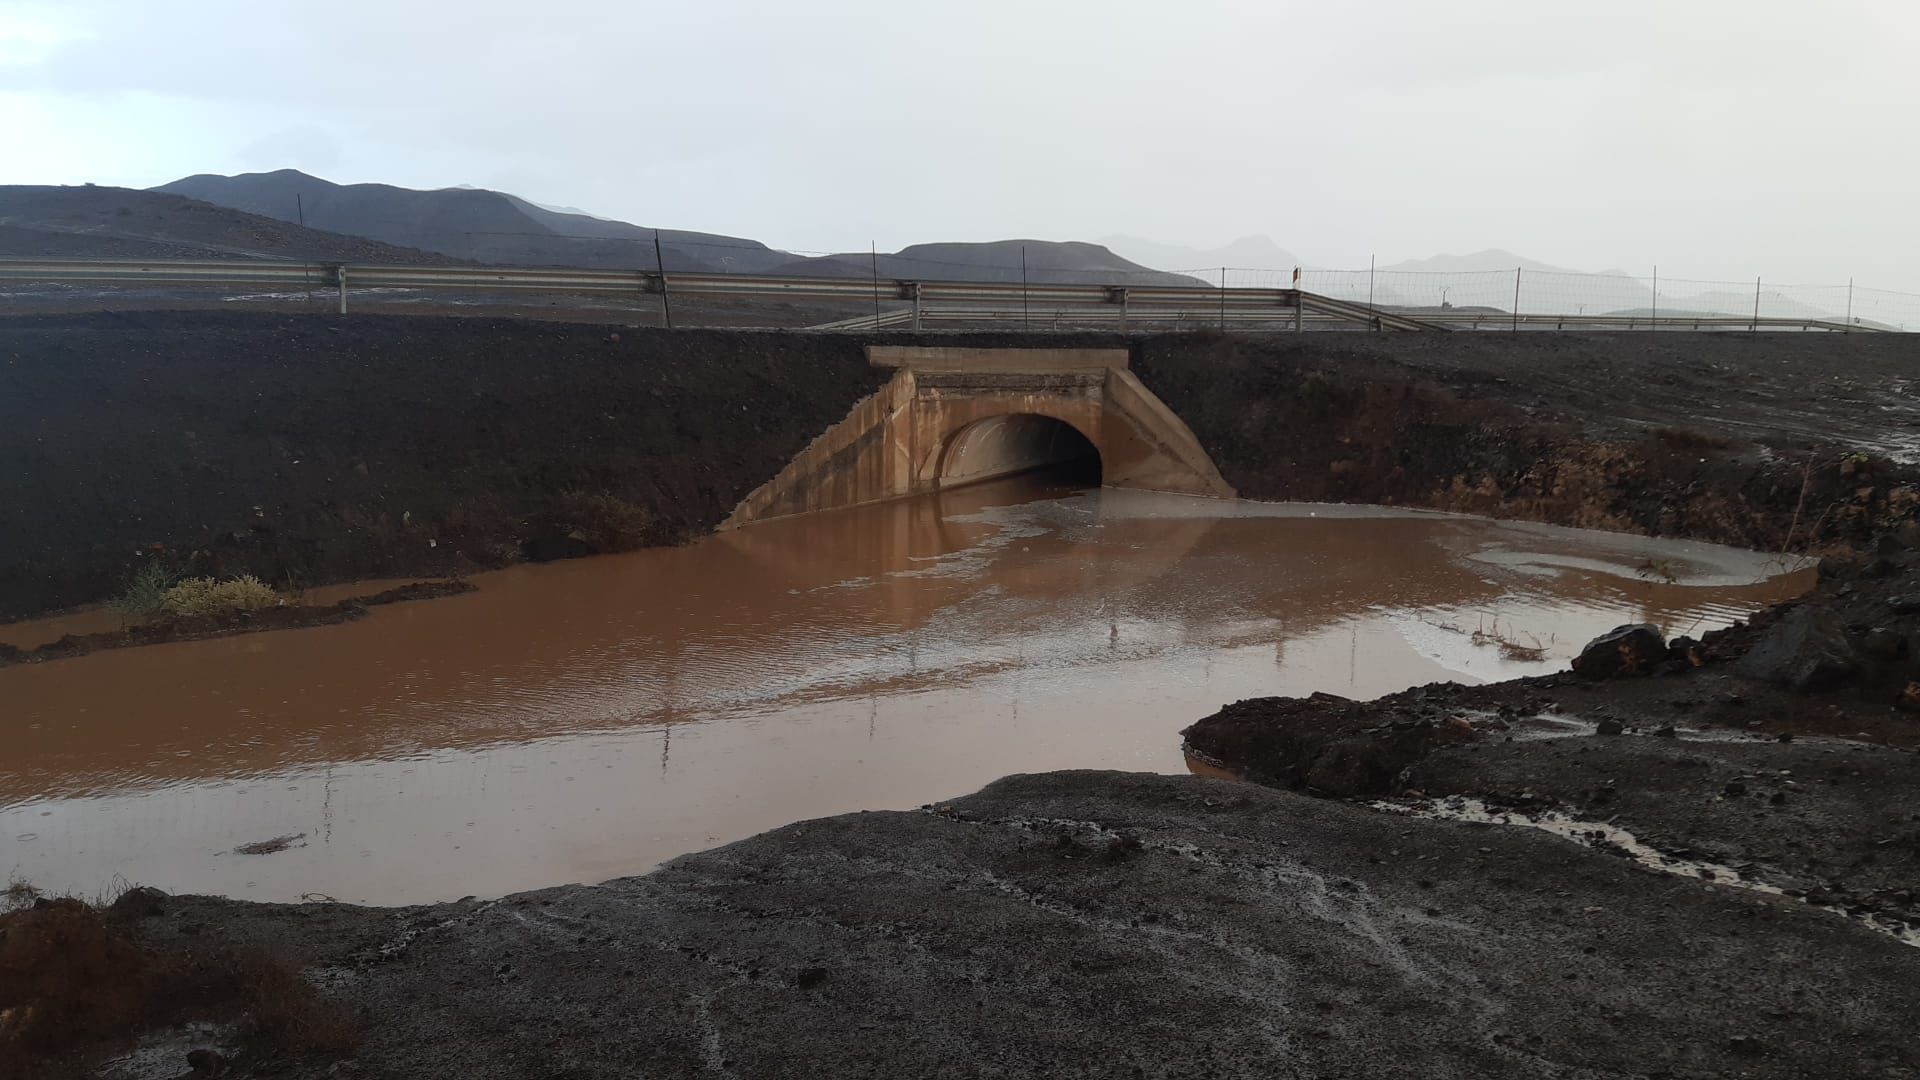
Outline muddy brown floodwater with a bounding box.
[0,477,1810,904]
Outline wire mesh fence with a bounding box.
[1168,265,1917,331]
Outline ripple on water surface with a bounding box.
[0,479,1811,903]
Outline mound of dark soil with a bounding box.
[1185,523,1920,952]
[1132,331,1920,552]
[0,580,474,667]
[0,314,886,619]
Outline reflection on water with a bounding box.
[0,478,1809,904]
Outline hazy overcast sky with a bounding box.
[3,0,1916,287]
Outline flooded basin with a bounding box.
[0,478,1809,904]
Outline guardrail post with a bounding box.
[1110,287,1128,332]
[334,265,348,315]
[910,282,922,332]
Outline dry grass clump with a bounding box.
[558,491,656,552]
[160,575,281,618]
[0,897,169,1070]
[0,892,356,1075]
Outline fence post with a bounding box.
[1847,277,1854,328]
[1650,265,1658,331]
[1021,246,1030,330]
[652,231,673,329]
[870,242,882,330]
[1367,255,1376,331]
[1218,267,1227,331]
[1511,267,1521,332]
[1752,276,1761,332]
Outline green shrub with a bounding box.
[159,575,281,618]
[112,561,180,622]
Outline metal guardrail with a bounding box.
[0,256,1884,332]
[1414,311,1879,333]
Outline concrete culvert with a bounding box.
[939,413,1102,488]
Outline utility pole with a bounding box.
[653,230,674,329]
[295,192,306,229]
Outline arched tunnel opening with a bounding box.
[939,414,1103,489]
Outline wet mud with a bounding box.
[31,769,1920,1079]
[0,581,473,667]
[1185,524,1920,954]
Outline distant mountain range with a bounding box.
[0,185,461,264]
[0,169,1656,299]
[142,170,1205,285]
[156,170,790,274]
[765,241,1204,287]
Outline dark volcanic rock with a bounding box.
[1735,607,1857,692]
[1181,692,1465,796]
[1570,624,1667,678]
[125,771,1920,1079]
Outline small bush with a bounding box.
[112,561,180,622]
[559,492,656,552]
[159,575,281,618]
[0,891,357,1073]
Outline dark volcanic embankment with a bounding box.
[8,318,1920,620]
[1133,331,1920,552]
[1184,525,1920,933]
[0,313,883,619]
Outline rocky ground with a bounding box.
[1135,331,1920,553]
[1186,521,1920,954]
[7,765,1915,1079]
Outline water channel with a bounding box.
[0,477,1809,904]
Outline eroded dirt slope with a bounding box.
[0,313,884,618]
[1133,331,1920,551]
[8,320,1920,619]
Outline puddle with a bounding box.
[1375,795,1919,947]
[1,478,1809,904]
